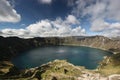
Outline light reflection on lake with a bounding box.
[12,46,112,69]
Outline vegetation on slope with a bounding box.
[98,53,120,76]
[0,60,107,80]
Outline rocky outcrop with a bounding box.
[1,60,120,80]
[0,61,20,79]
[0,61,14,74]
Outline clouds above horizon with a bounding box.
[0,0,120,37]
[0,15,86,38]
[71,0,120,37]
[0,0,21,22]
[23,0,120,37]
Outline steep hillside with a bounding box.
[98,53,120,76]
[62,36,120,53]
[0,36,120,60]
[0,36,62,60]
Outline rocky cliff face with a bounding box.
[62,36,120,52]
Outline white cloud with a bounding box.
[0,15,86,38]
[39,0,52,4]
[0,0,21,22]
[106,0,120,21]
[66,15,79,24]
[26,15,85,37]
[1,28,29,38]
[104,22,120,37]
[72,0,120,20]
[109,23,120,29]
[27,20,52,34]
[71,0,120,37]
[103,29,120,37]
[83,2,106,20]
[90,20,120,37]
[90,19,109,32]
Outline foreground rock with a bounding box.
[0,60,120,80]
[0,61,13,75]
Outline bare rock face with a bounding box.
[62,36,120,53]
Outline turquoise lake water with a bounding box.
[12,46,112,69]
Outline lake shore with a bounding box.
[0,36,120,79]
[61,43,114,54]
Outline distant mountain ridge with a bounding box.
[0,36,62,60]
[63,36,120,52]
[0,36,120,60]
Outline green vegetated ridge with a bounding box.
[0,36,120,79]
[98,53,120,76]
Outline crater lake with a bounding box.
[12,46,112,69]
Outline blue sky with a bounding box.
[0,0,120,38]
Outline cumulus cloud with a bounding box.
[72,0,120,20]
[26,15,85,37]
[0,0,21,22]
[66,15,79,24]
[90,19,109,32]
[71,0,120,37]
[1,28,30,38]
[0,15,86,38]
[39,0,52,4]
[97,22,120,37]
[103,29,120,37]
[109,23,120,29]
